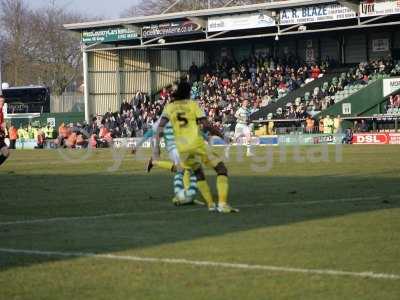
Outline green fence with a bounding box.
[7,112,85,128]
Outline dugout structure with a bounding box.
[64,0,400,122]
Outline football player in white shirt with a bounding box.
[234,99,254,157]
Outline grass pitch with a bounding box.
[0,146,400,299]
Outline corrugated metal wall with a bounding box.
[88,50,119,115]
[150,50,180,94]
[394,31,400,49]
[277,38,296,59]
[119,49,150,103]
[87,49,205,116]
[320,36,339,62]
[345,34,367,63]
[180,50,205,71]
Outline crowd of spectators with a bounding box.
[4,122,55,149]
[81,54,329,142]
[273,58,400,121]
[54,55,400,146]
[189,55,327,129]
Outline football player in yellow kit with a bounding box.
[153,80,239,213]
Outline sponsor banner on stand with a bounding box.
[360,0,400,17]
[259,136,279,145]
[15,139,38,150]
[113,138,165,149]
[388,133,400,144]
[279,3,356,25]
[142,21,202,38]
[352,133,389,144]
[208,12,275,32]
[383,77,400,97]
[82,27,138,44]
[279,134,344,145]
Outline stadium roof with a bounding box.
[64,0,337,30]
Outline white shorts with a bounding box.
[168,148,181,166]
[234,123,251,139]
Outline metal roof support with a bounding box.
[207,30,231,39]
[360,15,388,25]
[279,24,302,33]
[162,0,183,14]
[142,36,165,45]
[84,42,102,51]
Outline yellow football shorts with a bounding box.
[179,144,220,170]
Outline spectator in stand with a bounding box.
[189,62,200,83]
[389,94,400,109]
[65,131,77,148]
[57,123,70,147]
[89,118,99,136]
[319,118,325,133]
[305,116,315,134]
[90,134,98,148]
[159,87,170,104]
[323,115,334,134]
[360,119,369,132]
[76,133,87,148]
[342,128,353,144]
[334,115,342,133]
[311,64,321,80]
[35,130,46,149]
[8,124,18,149]
[17,124,27,144]
[120,99,132,114]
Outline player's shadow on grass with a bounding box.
[0,173,399,271]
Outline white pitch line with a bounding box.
[0,208,202,226]
[0,195,397,227]
[0,248,398,280]
[252,196,382,207]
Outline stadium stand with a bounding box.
[53,56,400,148]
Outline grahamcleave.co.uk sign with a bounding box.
[142,21,202,38]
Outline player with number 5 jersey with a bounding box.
[155,79,239,213]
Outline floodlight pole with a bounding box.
[82,47,90,123]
